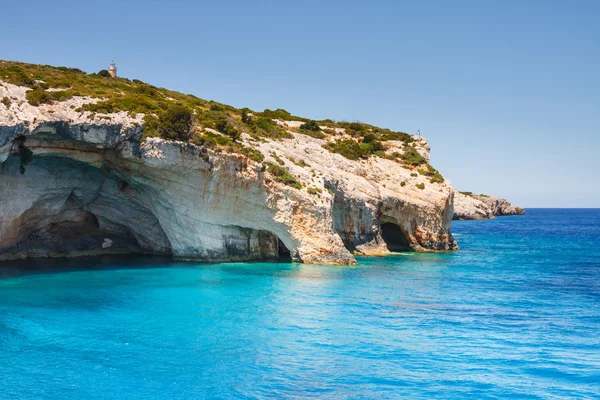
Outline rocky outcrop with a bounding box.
[453,191,524,220]
[0,80,458,264]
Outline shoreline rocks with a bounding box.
[453,191,525,220]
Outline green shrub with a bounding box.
[307,187,322,195]
[299,120,325,139]
[459,191,473,196]
[300,129,325,139]
[260,108,305,121]
[360,133,386,153]
[416,183,425,190]
[336,121,364,134]
[215,117,240,142]
[255,117,272,131]
[418,164,444,184]
[265,163,302,189]
[97,69,111,77]
[81,94,164,115]
[26,88,53,106]
[401,146,426,166]
[157,104,193,141]
[2,66,36,87]
[323,139,363,160]
[300,120,321,132]
[1,97,10,108]
[241,108,254,124]
[324,135,386,160]
[289,157,310,167]
[239,147,264,163]
[133,84,158,97]
[252,117,292,139]
[378,130,414,143]
[400,181,406,187]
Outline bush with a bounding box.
[324,136,386,160]
[252,117,292,139]
[215,117,240,142]
[157,104,193,141]
[266,163,302,189]
[97,69,111,77]
[1,97,10,108]
[401,146,426,166]
[379,130,414,143]
[239,147,264,163]
[416,183,425,190]
[300,120,321,132]
[241,108,254,125]
[2,66,36,87]
[324,139,363,160]
[360,133,385,153]
[418,164,445,184]
[26,88,53,106]
[307,187,322,195]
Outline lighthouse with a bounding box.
[108,61,117,78]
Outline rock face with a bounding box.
[453,191,525,220]
[0,80,458,264]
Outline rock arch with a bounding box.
[379,221,411,252]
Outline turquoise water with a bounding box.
[1,209,599,399]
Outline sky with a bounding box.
[1,0,598,207]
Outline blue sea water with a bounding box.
[0,209,599,399]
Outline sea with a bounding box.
[0,209,598,399]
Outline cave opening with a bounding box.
[380,222,411,252]
[277,238,292,262]
[0,154,173,261]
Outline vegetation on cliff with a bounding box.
[0,60,444,183]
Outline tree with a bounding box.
[158,104,193,141]
[97,69,111,77]
[299,120,321,131]
[241,108,253,125]
[215,117,240,142]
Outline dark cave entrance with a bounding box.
[0,155,173,260]
[277,238,292,262]
[380,222,411,252]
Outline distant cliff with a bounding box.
[453,191,525,220]
[0,60,460,265]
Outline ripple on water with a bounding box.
[0,209,599,399]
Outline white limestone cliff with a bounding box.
[453,190,525,220]
[0,80,458,264]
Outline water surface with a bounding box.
[1,209,599,398]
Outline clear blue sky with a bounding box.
[2,0,598,207]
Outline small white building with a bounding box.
[108,61,117,78]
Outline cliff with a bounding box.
[0,60,458,264]
[453,191,525,220]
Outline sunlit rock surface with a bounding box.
[1,80,458,264]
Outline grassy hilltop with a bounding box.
[0,60,444,184]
